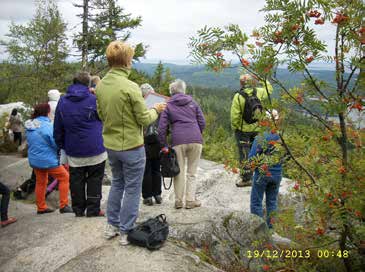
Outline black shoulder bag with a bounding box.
[127,214,169,250]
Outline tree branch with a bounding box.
[270,77,334,132]
[303,67,329,100]
[345,56,364,93]
[278,132,318,186]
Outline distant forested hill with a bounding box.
[133,62,339,94]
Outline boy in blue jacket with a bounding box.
[248,111,283,229]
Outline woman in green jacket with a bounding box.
[96,41,166,246]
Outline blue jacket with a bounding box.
[54,84,105,157]
[25,116,59,169]
[248,131,282,178]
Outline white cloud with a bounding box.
[0,0,336,63]
[120,0,268,62]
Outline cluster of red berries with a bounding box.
[308,10,321,18]
[273,30,284,44]
[240,58,250,67]
[322,131,334,142]
[305,56,314,63]
[350,101,363,111]
[307,10,325,25]
[314,18,325,25]
[332,13,349,24]
[295,93,304,104]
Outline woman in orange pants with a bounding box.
[25,103,72,214]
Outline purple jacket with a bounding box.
[54,84,105,157]
[158,93,205,147]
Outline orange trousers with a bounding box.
[34,166,70,211]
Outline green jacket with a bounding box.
[96,68,158,151]
[230,81,273,132]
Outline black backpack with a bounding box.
[159,148,180,190]
[127,214,169,250]
[238,88,263,124]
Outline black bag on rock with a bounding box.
[159,148,180,190]
[127,214,169,250]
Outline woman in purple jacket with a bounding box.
[158,79,205,209]
[54,71,106,217]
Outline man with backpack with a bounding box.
[230,74,273,187]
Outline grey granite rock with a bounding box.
[0,155,293,272]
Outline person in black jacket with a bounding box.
[140,83,162,206]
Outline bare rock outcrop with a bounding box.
[0,156,293,272]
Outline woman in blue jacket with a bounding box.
[25,103,71,214]
[54,72,106,217]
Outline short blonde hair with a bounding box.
[91,75,101,87]
[106,41,134,68]
[239,74,257,88]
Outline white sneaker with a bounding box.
[104,224,119,240]
[119,233,130,246]
[272,232,292,245]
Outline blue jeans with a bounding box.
[106,147,146,233]
[250,173,281,228]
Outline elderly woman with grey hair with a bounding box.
[140,83,154,97]
[158,79,206,209]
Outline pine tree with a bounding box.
[152,61,165,90]
[160,67,174,96]
[73,0,90,69]
[88,0,146,63]
[1,0,69,104]
[151,62,175,96]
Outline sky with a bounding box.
[0,0,336,64]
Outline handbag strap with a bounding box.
[162,177,173,190]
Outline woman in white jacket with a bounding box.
[9,108,23,146]
[48,89,61,122]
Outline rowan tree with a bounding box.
[190,0,364,271]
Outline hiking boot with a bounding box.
[87,210,105,217]
[104,224,119,240]
[37,208,54,214]
[143,197,153,206]
[185,200,201,209]
[175,200,183,209]
[13,189,25,200]
[75,212,85,217]
[236,180,252,187]
[59,205,73,214]
[1,217,17,227]
[154,195,162,204]
[119,233,130,246]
